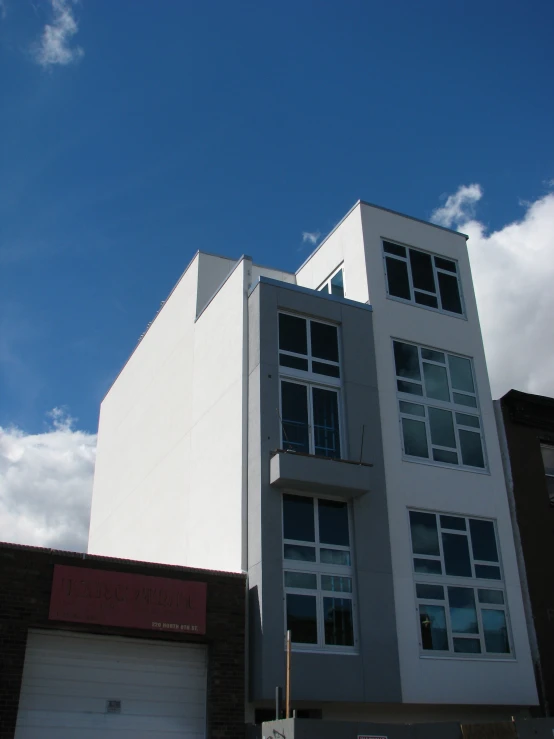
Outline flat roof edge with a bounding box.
[249,275,373,312]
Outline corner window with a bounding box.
[383,241,464,316]
[409,510,512,658]
[317,266,345,298]
[393,340,485,470]
[279,313,342,459]
[283,494,355,650]
[541,444,554,507]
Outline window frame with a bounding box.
[382,239,465,318]
[317,264,346,299]
[279,378,344,458]
[282,493,358,654]
[393,338,487,472]
[408,509,513,660]
[278,312,344,459]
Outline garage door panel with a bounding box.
[19,680,206,710]
[15,631,207,739]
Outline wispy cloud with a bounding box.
[0,0,7,21]
[431,184,483,229]
[0,408,96,551]
[431,183,554,400]
[302,231,321,245]
[32,0,84,67]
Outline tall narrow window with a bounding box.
[393,340,485,470]
[540,444,554,506]
[283,494,355,650]
[383,241,464,316]
[279,313,342,458]
[409,510,512,658]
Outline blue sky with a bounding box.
[1,0,553,438]
[1,0,553,550]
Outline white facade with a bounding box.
[89,201,539,715]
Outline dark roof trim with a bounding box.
[248,275,373,312]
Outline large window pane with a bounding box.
[474,564,501,580]
[279,313,307,355]
[442,533,472,577]
[414,558,442,574]
[410,511,440,556]
[281,381,309,453]
[283,544,316,562]
[414,291,438,308]
[279,354,309,371]
[402,418,428,458]
[416,583,444,600]
[459,430,485,468]
[321,575,352,593]
[284,572,317,589]
[320,549,351,566]
[324,597,354,646]
[287,594,318,644]
[448,587,478,634]
[440,515,466,531]
[383,241,406,257]
[312,388,341,458]
[394,342,421,380]
[478,589,504,605]
[428,407,456,448]
[400,401,425,416]
[453,393,478,408]
[448,355,475,393]
[453,638,481,654]
[469,519,498,562]
[409,249,435,292]
[310,321,339,362]
[386,257,411,300]
[438,272,462,314]
[318,499,349,546]
[423,364,450,401]
[419,604,448,650]
[283,494,314,542]
[482,609,510,653]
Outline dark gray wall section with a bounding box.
[247,281,401,703]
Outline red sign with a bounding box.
[49,565,207,634]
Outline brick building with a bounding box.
[496,390,554,715]
[0,542,246,739]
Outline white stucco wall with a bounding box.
[88,253,248,572]
[297,202,538,706]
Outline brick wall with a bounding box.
[0,543,246,739]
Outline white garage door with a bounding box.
[15,630,207,739]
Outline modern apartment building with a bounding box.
[88,201,539,723]
[496,389,554,715]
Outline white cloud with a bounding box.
[431,184,483,229]
[0,0,7,21]
[0,408,95,551]
[302,231,321,245]
[33,0,84,67]
[432,184,554,400]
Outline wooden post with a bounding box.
[285,629,291,718]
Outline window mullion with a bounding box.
[406,248,415,302]
[423,405,433,461]
[475,588,487,654]
[443,587,455,652]
[430,256,441,309]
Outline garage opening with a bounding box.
[15,630,207,739]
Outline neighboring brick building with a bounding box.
[0,542,246,739]
[496,390,554,716]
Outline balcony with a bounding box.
[269,450,372,499]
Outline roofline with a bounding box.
[500,388,554,409]
[249,275,373,312]
[0,540,246,578]
[295,199,469,276]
